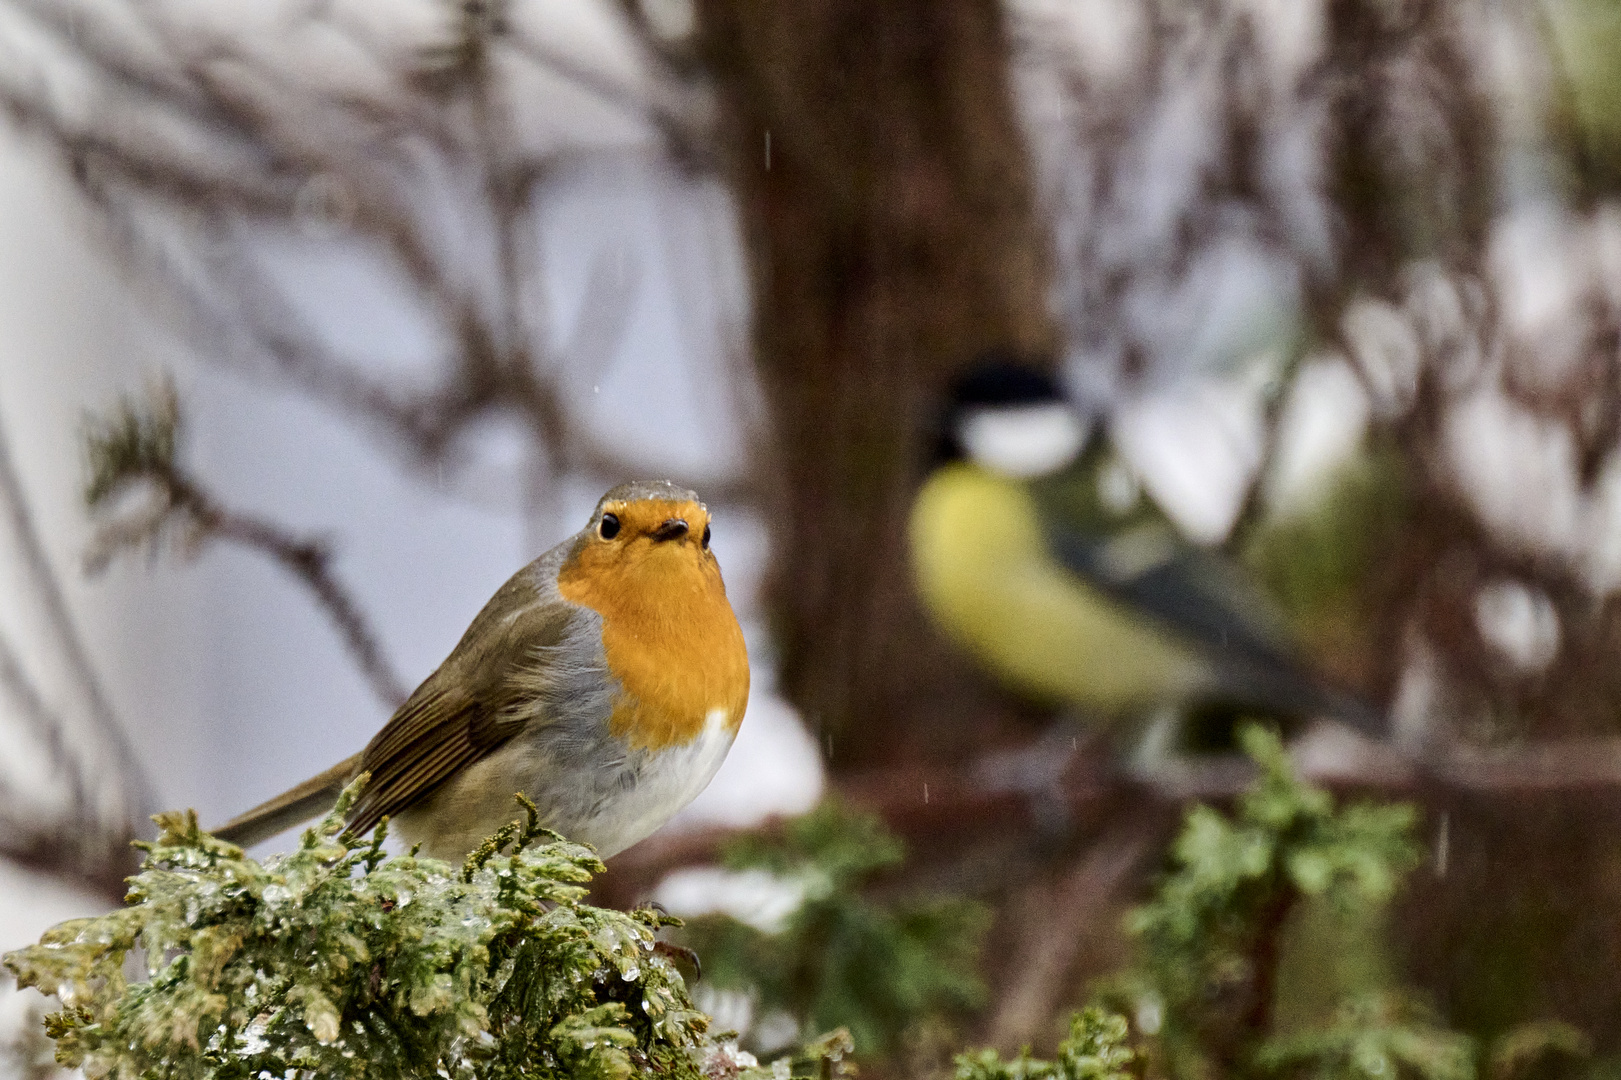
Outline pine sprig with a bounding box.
[1254,993,1475,1080]
[80,379,193,574]
[1115,726,1428,1080]
[82,378,181,511]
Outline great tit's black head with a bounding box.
[949,356,1066,410]
[933,352,1087,478]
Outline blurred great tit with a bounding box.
[908,361,1384,743]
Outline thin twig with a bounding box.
[81,387,412,710]
[166,471,412,709]
[0,628,89,815]
[0,407,152,824]
[504,24,702,153]
[986,822,1157,1049]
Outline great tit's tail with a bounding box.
[212,752,364,850]
[1218,654,1388,740]
[1039,525,1389,739]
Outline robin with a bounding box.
[215,480,750,861]
[909,358,1384,745]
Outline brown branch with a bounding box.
[607,732,1621,896]
[188,492,411,710]
[0,813,134,906]
[986,820,1158,1049]
[1233,883,1294,1064]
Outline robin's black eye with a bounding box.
[599,513,621,540]
[701,523,711,549]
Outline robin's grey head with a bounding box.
[588,481,713,553]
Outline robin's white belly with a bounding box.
[572,706,740,857]
[395,705,740,863]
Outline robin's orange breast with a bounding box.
[556,508,749,753]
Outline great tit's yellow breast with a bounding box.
[557,530,749,753]
[909,463,1212,710]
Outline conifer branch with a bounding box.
[3,788,862,1080]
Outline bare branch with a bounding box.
[0,405,151,825]
[0,628,88,814]
[606,732,1621,905]
[986,822,1156,1049]
[4,0,759,533]
[0,807,132,904]
[182,486,412,709]
[83,385,411,709]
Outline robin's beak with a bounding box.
[650,518,689,542]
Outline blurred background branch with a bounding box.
[81,381,411,708]
[0,405,146,898]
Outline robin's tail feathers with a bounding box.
[211,753,363,850]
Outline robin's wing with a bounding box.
[345,571,581,839]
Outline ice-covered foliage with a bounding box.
[2,780,839,1080]
[678,801,989,1058]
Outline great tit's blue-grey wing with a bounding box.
[1045,524,1284,659]
[1041,516,1386,737]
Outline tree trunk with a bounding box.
[696,0,1057,767]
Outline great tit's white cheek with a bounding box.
[958,403,1088,479]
